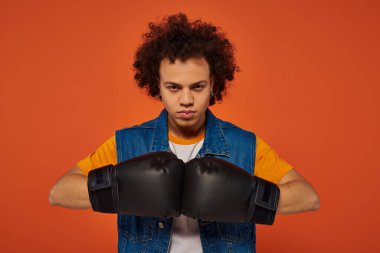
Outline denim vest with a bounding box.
[115,109,257,253]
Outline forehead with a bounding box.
[159,57,210,83]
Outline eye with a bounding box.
[168,85,179,91]
[193,84,205,91]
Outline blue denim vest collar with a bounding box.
[116,108,257,253]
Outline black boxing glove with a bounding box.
[182,157,280,225]
[88,151,185,218]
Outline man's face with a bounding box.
[159,57,213,133]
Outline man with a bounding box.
[49,13,319,252]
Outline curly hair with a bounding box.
[133,13,239,106]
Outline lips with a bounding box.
[178,110,195,119]
[179,110,195,113]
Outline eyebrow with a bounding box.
[163,80,207,87]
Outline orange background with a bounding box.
[0,0,379,252]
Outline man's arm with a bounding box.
[276,169,320,214]
[49,165,91,209]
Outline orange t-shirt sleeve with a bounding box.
[76,135,117,176]
[253,137,293,184]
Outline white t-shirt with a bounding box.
[168,139,204,253]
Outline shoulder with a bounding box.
[215,117,256,139]
[116,118,156,132]
[115,116,160,140]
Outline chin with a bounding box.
[177,118,196,124]
[177,118,198,127]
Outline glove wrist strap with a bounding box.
[88,165,118,213]
[249,177,280,225]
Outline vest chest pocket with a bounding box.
[216,222,254,242]
[118,215,156,242]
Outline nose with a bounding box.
[179,88,194,106]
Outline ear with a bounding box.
[156,76,162,100]
[210,76,214,90]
